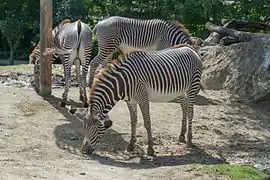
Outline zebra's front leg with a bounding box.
[88,55,102,88]
[126,101,138,152]
[138,92,154,156]
[178,96,188,143]
[61,59,71,107]
[74,58,83,101]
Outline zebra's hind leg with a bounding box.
[178,96,188,144]
[186,102,194,148]
[78,38,92,108]
[61,55,72,107]
[74,58,83,101]
[186,88,200,148]
[126,101,138,152]
[81,56,91,108]
[137,87,154,156]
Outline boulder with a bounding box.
[200,36,270,102]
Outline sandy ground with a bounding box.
[0,65,269,180]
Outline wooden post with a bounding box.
[39,0,52,96]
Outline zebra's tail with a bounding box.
[76,20,82,51]
[77,20,82,35]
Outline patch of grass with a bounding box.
[0,64,28,69]
[199,164,270,180]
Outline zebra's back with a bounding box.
[91,46,202,103]
[93,16,192,52]
[124,47,201,101]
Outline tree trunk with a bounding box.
[203,20,270,46]
[222,19,270,30]
[205,22,268,42]
[6,35,15,65]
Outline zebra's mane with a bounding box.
[170,43,195,50]
[29,19,71,64]
[58,19,71,25]
[29,42,40,64]
[53,19,72,40]
[170,21,191,38]
[89,59,123,99]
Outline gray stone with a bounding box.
[199,36,270,102]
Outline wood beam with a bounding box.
[39,0,52,96]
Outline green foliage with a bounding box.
[200,164,270,180]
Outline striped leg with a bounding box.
[74,58,84,101]
[186,80,200,148]
[137,85,154,156]
[186,101,194,148]
[178,96,188,143]
[126,101,138,152]
[81,59,90,107]
[79,44,91,108]
[89,54,103,87]
[89,39,119,87]
[61,55,71,106]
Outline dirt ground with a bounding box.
[0,65,269,180]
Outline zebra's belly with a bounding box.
[147,88,183,102]
[119,43,157,54]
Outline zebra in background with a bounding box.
[88,16,193,87]
[67,44,203,156]
[29,19,93,107]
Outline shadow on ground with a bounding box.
[90,144,226,169]
[39,93,226,169]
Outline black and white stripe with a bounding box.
[81,44,202,155]
[88,16,193,88]
[30,19,93,107]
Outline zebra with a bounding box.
[67,44,203,156]
[29,19,93,107]
[88,16,193,87]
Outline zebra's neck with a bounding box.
[89,62,130,115]
[168,22,192,45]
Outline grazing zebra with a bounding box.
[67,44,203,156]
[29,19,93,107]
[88,16,193,87]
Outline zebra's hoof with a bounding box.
[127,143,134,152]
[147,147,155,156]
[186,141,193,148]
[83,103,89,108]
[60,101,66,107]
[178,135,186,143]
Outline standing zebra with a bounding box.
[29,19,93,107]
[67,44,203,156]
[88,16,193,87]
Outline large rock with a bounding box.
[200,36,270,102]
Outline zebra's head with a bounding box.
[67,106,113,154]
